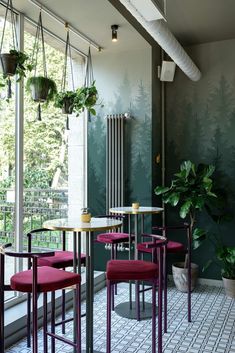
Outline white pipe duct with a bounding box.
[119,0,201,81]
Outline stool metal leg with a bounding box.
[114,245,118,295]
[111,244,115,311]
[187,226,192,322]
[51,291,56,353]
[135,281,140,321]
[62,230,66,334]
[62,289,66,334]
[163,245,167,333]
[43,293,48,353]
[158,248,163,353]
[152,282,156,353]
[32,258,38,353]
[27,293,31,347]
[107,281,111,353]
[75,283,81,353]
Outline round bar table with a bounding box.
[110,206,163,320]
[43,217,122,353]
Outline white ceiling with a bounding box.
[10,0,149,56]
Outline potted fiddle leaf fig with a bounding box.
[155,160,217,292]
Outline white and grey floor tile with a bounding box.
[6,283,235,352]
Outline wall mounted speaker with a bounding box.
[160,60,176,82]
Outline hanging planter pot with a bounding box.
[54,25,76,129]
[26,10,57,121]
[62,96,74,114]
[0,53,17,76]
[27,76,57,102]
[0,1,32,98]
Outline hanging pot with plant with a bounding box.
[0,0,33,98]
[26,10,57,121]
[54,24,76,129]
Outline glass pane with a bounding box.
[23,20,84,255]
[0,6,17,300]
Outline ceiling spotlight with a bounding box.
[111,25,119,42]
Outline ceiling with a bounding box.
[8,0,148,57]
[3,0,235,56]
[165,0,235,46]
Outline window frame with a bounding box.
[0,3,87,308]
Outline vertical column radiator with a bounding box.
[106,114,125,213]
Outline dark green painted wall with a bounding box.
[166,38,235,279]
[88,47,162,270]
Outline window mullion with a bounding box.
[15,13,24,273]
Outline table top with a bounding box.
[43,217,123,232]
[109,206,164,215]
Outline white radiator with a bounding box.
[106,114,126,213]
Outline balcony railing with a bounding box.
[0,188,68,249]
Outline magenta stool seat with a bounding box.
[137,240,184,254]
[26,228,86,346]
[106,235,167,353]
[0,245,81,353]
[11,266,80,293]
[107,260,158,281]
[38,251,86,268]
[97,232,134,244]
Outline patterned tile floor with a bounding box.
[6,282,235,353]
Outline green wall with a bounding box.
[88,47,157,270]
[166,38,235,279]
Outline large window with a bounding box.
[0,7,17,301]
[0,6,85,303]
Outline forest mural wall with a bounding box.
[166,38,235,279]
[88,47,152,270]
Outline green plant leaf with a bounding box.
[193,227,207,240]
[180,200,192,218]
[154,186,170,195]
[202,259,213,272]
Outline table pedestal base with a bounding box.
[115,301,156,320]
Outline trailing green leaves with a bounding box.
[54,81,100,117]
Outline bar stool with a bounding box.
[137,224,192,330]
[106,234,167,353]
[0,244,81,353]
[96,215,134,308]
[26,228,86,346]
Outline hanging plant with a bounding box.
[54,24,76,129]
[54,82,98,116]
[26,76,57,103]
[26,10,57,121]
[54,46,100,123]
[73,81,98,116]
[83,47,99,120]
[0,0,33,98]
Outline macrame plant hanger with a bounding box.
[0,0,19,98]
[31,9,47,121]
[84,47,94,122]
[61,23,75,130]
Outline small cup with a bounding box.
[80,213,91,223]
[132,202,140,209]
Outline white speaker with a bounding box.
[160,61,176,82]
